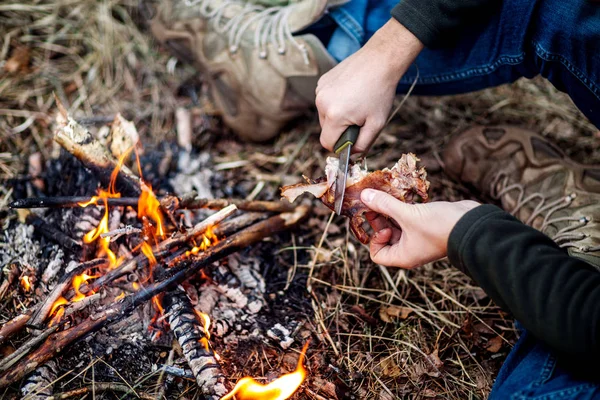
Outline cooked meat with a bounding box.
[280,153,429,243]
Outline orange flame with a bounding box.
[186,226,219,257]
[48,295,69,326]
[20,276,31,292]
[115,292,126,301]
[141,242,157,266]
[132,282,140,291]
[138,181,165,238]
[72,273,95,302]
[221,342,309,400]
[195,310,211,340]
[152,295,164,315]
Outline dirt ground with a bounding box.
[1,1,599,399]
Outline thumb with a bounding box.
[361,189,410,222]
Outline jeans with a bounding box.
[321,0,600,129]
[311,0,600,397]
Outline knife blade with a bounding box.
[333,125,360,215]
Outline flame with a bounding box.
[78,195,99,207]
[82,192,119,267]
[48,295,69,326]
[221,342,309,400]
[138,181,165,238]
[186,226,219,257]
[141,242,157,266]
[132,282,140,291]
[20,276,31,291]
[152,295,164,315]
[195,310,211,339]
[115,292,125,301]
[72,273,95,302]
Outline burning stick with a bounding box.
[89,204,238,290]
[10,195,294,213]
[0,206,309,389]
[163,288,227,399]
[53,97,141,197]
[28,259,108,328]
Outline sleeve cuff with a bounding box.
[447,204,507,273]
[391,2,440,48]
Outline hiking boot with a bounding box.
[146,0,340,141]
[442,125,600,268]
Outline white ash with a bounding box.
[41,248,65,284]
[228,253,265,291]
[0,224,42,271]
[267,323,294,349]
[20,360,58,400]
[169,151,214,198]
[64,260,80,274]
[196,284,220,315]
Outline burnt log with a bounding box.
[53,97,141,197]
[164,287,227,399]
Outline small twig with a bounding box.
[52,382,154,400]
[26,214,81,251]
[0,325,58,372]
[99,225,141,241]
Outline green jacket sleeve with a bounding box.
[391,0,502,48]
[448,204,600,359]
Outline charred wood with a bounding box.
[9,196,137,209]
[0,312,31,346]
[20,360,57,400]
[0,205,308,388]
[154,364,194,379]
[27,213,80,251]
[164,288,227,399]
[53,97,141,197]
[29,259,108,328]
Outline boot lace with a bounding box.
[490,172,599,253]
[184,0,310,64]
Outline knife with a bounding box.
[333,125,360,215]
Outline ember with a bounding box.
[20,276,31,292]
[221,342,309,400]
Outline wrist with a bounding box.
[368,19,424,81]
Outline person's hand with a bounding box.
[360,189,480,268]
[316,19,423,153]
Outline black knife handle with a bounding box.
[334,125,360,154]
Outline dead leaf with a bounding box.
[380,357,402,377]
[4,46,30,73]
[379,305,414,322]
[485,335,503,353]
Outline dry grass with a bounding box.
[1,1,598,399]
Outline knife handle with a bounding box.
[334,125,360,154]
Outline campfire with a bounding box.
[0,102,312,399]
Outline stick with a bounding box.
[53,97,141,197]
[164,288,227,399]
[10,195,293,213]
[155,364,194,379]
[0,206,309,388]
[0,313,31,345]
[0,263,19,300]
[10,196,138,209]
[89,205,238,290]
[28,259,108,328]
[0,326,58,372]
[26,214,81,251]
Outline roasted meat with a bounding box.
[281,153,429,243]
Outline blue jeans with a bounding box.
[319,0,600,129]
[311,0,600,396]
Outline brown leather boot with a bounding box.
[442,125,600,268]
[146,0,340,142]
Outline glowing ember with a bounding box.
[221,342,309,400]
[141,242,157,266]
[132,282,141,291]
[115,292,126,301]
[20,276,31,292]
[138,181,165,238]
[72,273,94,302]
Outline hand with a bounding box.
[316,19,423,153]
[361,189,480,268]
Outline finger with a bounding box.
[319,117,347,152]
[361,189,408,222]
[352,117,386,154]
[369,227,392,257]
[366,211,391,232]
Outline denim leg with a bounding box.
[324,0,600,128]
[489,324,600,399]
